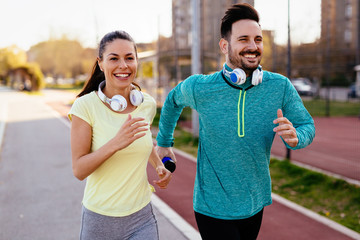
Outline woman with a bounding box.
[68,30,171,240]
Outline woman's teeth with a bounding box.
[115,73,130,77]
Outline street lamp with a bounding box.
[286,0,291,160]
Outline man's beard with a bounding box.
[228,43,261,72]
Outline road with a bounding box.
[0,88,359,240]
[0,88,85,239]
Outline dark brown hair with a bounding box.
[220,3,260,40]
[77,30,139,97]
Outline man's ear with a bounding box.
[219,38,228,54]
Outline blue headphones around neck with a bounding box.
[222,63,263,86]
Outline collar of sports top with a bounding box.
[97,80,144,112]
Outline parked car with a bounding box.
[290,78,315,96]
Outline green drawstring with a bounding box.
[237,90,246,137]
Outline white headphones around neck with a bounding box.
[97,80,144,112]
[222,64,263,86]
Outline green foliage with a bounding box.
[141,61,153,78]
[174,129,198,147]
[0,46,27,76]
[178,107,192,121]
[1,37,95,90]
[322,74,351,87]
[152,107,161,127]
[25,62,45,90]
[27,37,96,78]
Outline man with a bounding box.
[156,3,315,239]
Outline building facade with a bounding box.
[171,0,255,82]
[320,0,360,84]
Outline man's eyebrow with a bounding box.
[237,35,262,38]
[237,35,249,39]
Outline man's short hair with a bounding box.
[221,3,260,40]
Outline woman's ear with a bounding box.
[97,57,103,71]
[219,38,229,55]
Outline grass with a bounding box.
[173,129,199,156]
[303,99,360,117]
[270,159,360,233]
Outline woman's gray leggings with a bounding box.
[80,203,159,240]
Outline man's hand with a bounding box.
[156,146,177,163]
[273,109,298,148]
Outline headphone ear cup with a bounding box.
[230,69,246,85]
[130,90,144,106]
[110,95,127,112]
[251,69,263,85]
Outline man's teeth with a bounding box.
[244,54,256,58]
[115,74,130,77]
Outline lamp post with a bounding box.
[191,0,200,136]
[286,0,291,160]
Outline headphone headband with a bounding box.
[97,80,144,112]
[222,65,232,79]
[98,81,110,104]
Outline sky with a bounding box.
[255,0,321,45]
[0,0,321,51]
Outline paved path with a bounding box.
[1,88,358,239]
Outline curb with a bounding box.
[151,195,201,240]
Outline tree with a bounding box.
[0,45,27,78]
[27,36,96,80]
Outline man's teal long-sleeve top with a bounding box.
[156,68,315,220]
